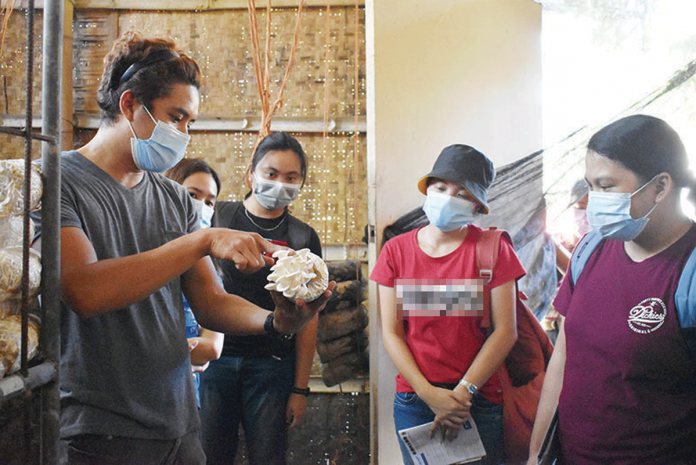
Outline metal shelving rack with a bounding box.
[0,0,63,462]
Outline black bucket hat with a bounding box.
[417,144,495,214]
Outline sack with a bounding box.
[537,409,561,465]
[475,227,554,464]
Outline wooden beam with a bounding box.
[73,114,367,133]
[19,0,363,10]
[3,114,365,133]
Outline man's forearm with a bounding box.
[63,228,211,317]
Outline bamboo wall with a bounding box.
[2,5,367,245]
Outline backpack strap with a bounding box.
[569,230,603,286]
[475,227,513,329]
[676,246,696,329]
[675,245,696,363]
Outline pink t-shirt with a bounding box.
[370,225,525,403]
[554,225,696,464]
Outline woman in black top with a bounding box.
[199,132,321,465]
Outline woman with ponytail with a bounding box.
[528,115,696,464]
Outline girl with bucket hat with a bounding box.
[371,144,525,464]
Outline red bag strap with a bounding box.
[475,227,512,329]
[475,227,502,284]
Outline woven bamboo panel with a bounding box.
[73,7,367,245]
[73,11,119,115]
[0,134,41,160]
[187,131,367,245]
[2,6,367,245]
[0,10,43,118]
[111,7,365,118]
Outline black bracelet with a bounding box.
[291,386,310,397]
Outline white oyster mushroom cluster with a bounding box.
[265,248,329,303]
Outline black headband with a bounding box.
[117,49,180,88]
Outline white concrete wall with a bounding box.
[366,1,542,462]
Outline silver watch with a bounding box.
[458,379,479,396]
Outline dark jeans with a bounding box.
[393,389,504,465]
[199,354,294,465]
[62,429,205,465]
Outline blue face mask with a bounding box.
[191,198,214,229]
[128,106,190,172]
[422,191,478,232]
[586,177,658,241]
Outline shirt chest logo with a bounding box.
[395,279,485,317]
[627,298,666,334]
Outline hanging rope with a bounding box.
[245,0,305,186]
[0,0,20,57]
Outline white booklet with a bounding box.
[398,419,487,465]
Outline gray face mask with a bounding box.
[253,175,301,210]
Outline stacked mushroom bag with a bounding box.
[265,251,368,386]
[316,261,368,387]
[0,160,42,379]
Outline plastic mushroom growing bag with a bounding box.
[265,248,329,303]
[0,160,43,314]
[0,159,43,376]
[0,159,42,217]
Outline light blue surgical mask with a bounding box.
[422,191,478,232]
[253,175,301,211]
[586,177,658,241]
[128,106,190,172]
[191,198,214,229]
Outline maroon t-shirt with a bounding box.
[554,225,696,464]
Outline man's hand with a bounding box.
[270,281,336,335]
[207,229,286,272]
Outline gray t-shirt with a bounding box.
[33,150,200,440]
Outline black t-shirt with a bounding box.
[215,201,322,357]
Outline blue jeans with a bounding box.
[393,390,504,465]
[199,354,294,465]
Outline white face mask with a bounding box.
[252,175,301,211]
[127,106,190,172]
[191,198,214,229]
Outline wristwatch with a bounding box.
[264,312,294,341]
[291,386,311,397]
[458,379,479,396]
